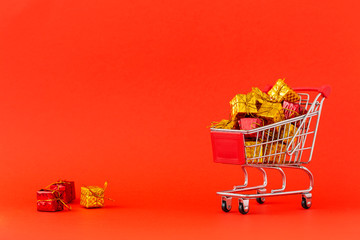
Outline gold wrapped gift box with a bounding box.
[277,124,298,143]
[80,182,112,208]
[210,119,237,129]
[267,79,300,103]
[245,140,294,164]
[257,101,285,124]
[230,94,258,119]
[245,141,263,164]
[249,87,272,104]
[263,143,288,164]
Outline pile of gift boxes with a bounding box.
[36,181,113,212]
[211,79,307,164]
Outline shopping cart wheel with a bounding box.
[256,197,265,204]
[221,197,232,212]
[221,201,231,212]
[301,197,311,209]
[256,189,266,204]
[238,199,249,215]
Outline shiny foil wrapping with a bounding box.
[264,143,288,164]
[230,94,258,119]
[267,79,300,103]
[245,141,263,164]
[283,101,307,119]
[250,87,272,104]
[257,101,285,123]
[211,119,237,129]
[37,189,64,212]
[49,180,75,203]
[80,182,108,208]
[238,118,264,139]
[278,124,298,143]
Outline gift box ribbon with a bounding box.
[233,98,257,115]
[45,180,71,189]
[230,94,258,118]
[83,182,114,204]
[37,189,72,210]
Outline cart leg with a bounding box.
[301,193,312,209]
[233,166,267,190]
[233,166,248,189]
[271,167,286,193]
[258,167,268,187]
[221,196,232,212]
[282,165,313,192]
[238,198,249,214]
[299,166,314,192]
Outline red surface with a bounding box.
[0,0,360,239]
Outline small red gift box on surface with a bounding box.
[282,101,307,120]
[48,180,75,203]
[37,189,66,212]
[238,118,264,139]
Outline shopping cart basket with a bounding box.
[210,86,331,214]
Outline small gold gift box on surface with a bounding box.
[80,182,113,208]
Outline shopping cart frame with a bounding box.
[211,86,330,214]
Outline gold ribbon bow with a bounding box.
[83,182,114,202]
[44,180,69,190]
[230,94,258,119]
[80,182,114,208]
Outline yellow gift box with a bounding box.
[210,119,237,129]
[257,101,285,123]
[267,79,300,103]
[264,143,288,164]
[230,94,258,119]
[249,87,272,105]
[277,124,298,143]
[245,141,263,164]
[80,182,113,208]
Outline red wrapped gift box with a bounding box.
[49,180,75,203]
[283,101,307,119]
[238,118,264,139]
[37,189,64,212]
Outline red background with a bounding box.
[0,0,359,239]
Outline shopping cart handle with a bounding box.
[263,85,331,98]
[292,86,331,98]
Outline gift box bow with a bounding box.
[230,94,258,118]
[82,182,114,202]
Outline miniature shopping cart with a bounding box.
[210,86,331,214]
